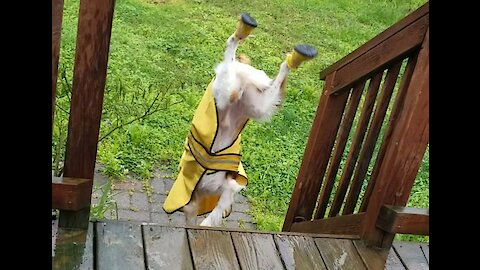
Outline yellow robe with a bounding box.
[163,80,248,215]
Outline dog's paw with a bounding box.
[200,218,212,227]
[222,205,232,218]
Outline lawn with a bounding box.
[53,0,428,242]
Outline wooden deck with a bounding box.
[52,220,429,269]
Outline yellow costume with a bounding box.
[163,80,248,215]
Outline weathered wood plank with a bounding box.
[143,225,193,270]
[52,0,64,129]
[187,229,240,270]
[385,247,406,270]
[60,0,116,229]
[376,205,429,235]
[329,15,428,95]
[183,224,360,239]
[343,62,402,215]
[291,213,364,236]
[315,238,367,270]
[419,243,429,264]
[393,242,429,270]
[319,2,429,79]
[96,221,145,270]
[52,176,92,211]
[360,28,429,247]
[329,72,383,217]
[274,235,327,270]
[315,80,365,219]
[353,240,388,270]
[283,72,350,231]
[52,224,93,270]
[231,232,284,270]
[359,53,419,213]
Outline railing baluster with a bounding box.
[343,61,402,215]
[314,80,365,219]
[359,53,419,213]
[282,72,350,231]
[328,72,383,218]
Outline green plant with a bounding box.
[90,179,119,220]
[54,0,429,241]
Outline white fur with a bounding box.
[183,34,291,227]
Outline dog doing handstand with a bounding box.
[163,13,317,226]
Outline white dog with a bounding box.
[163,13,316,226]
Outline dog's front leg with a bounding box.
[200,177,242,227]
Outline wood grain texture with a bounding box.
[315,80,365,219]
[359,53,419,213]
[361,28,429,247]
[52,177,92,211]
[52,225,93,270]
[376,205,429,235]
[329,72,383,217]
[184,224,360,239]
[60,0,116,229]
[187,229,240,270]
[385,247,406,270]
[419,243,429,264]
[291,213,364,236]
[283,72,350,231]
[393,242,429,270]
[343,62,402,215]
[231,232,284,270]
[274,235,327,270]
[353,240,388,270]
[315,238,367,270]
[143,225,193,270]
[96,221,146,270]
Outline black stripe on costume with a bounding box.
[189,130,241,157]
[214,118,249,154]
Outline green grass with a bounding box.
[53,0,428,241]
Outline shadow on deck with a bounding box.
[52,220,428,269]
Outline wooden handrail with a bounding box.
[319,2,429,80]
[284,3,429,249]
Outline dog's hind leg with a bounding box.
[182,192,199,226]
[200,177,243,227]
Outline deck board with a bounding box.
[231,232,284,270]
[52,224,93,270]
[187,229,240,270]
[419,243,429,264]
[143,225,193,270]
[96,221,146,270]
[385,248,407,270]
[274,234,327,270]
[353,240,389,270]
[52,220,428,270]
[315,238,367,270]
[393,242,429,270]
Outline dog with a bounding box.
[163,13,316,226]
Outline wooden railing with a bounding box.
[283,2,429,248]
[52,0,116,229]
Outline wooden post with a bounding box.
[52,0,64,131]
[360,29,429,247]
[59,0,116,229]
[282,72,350,231]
